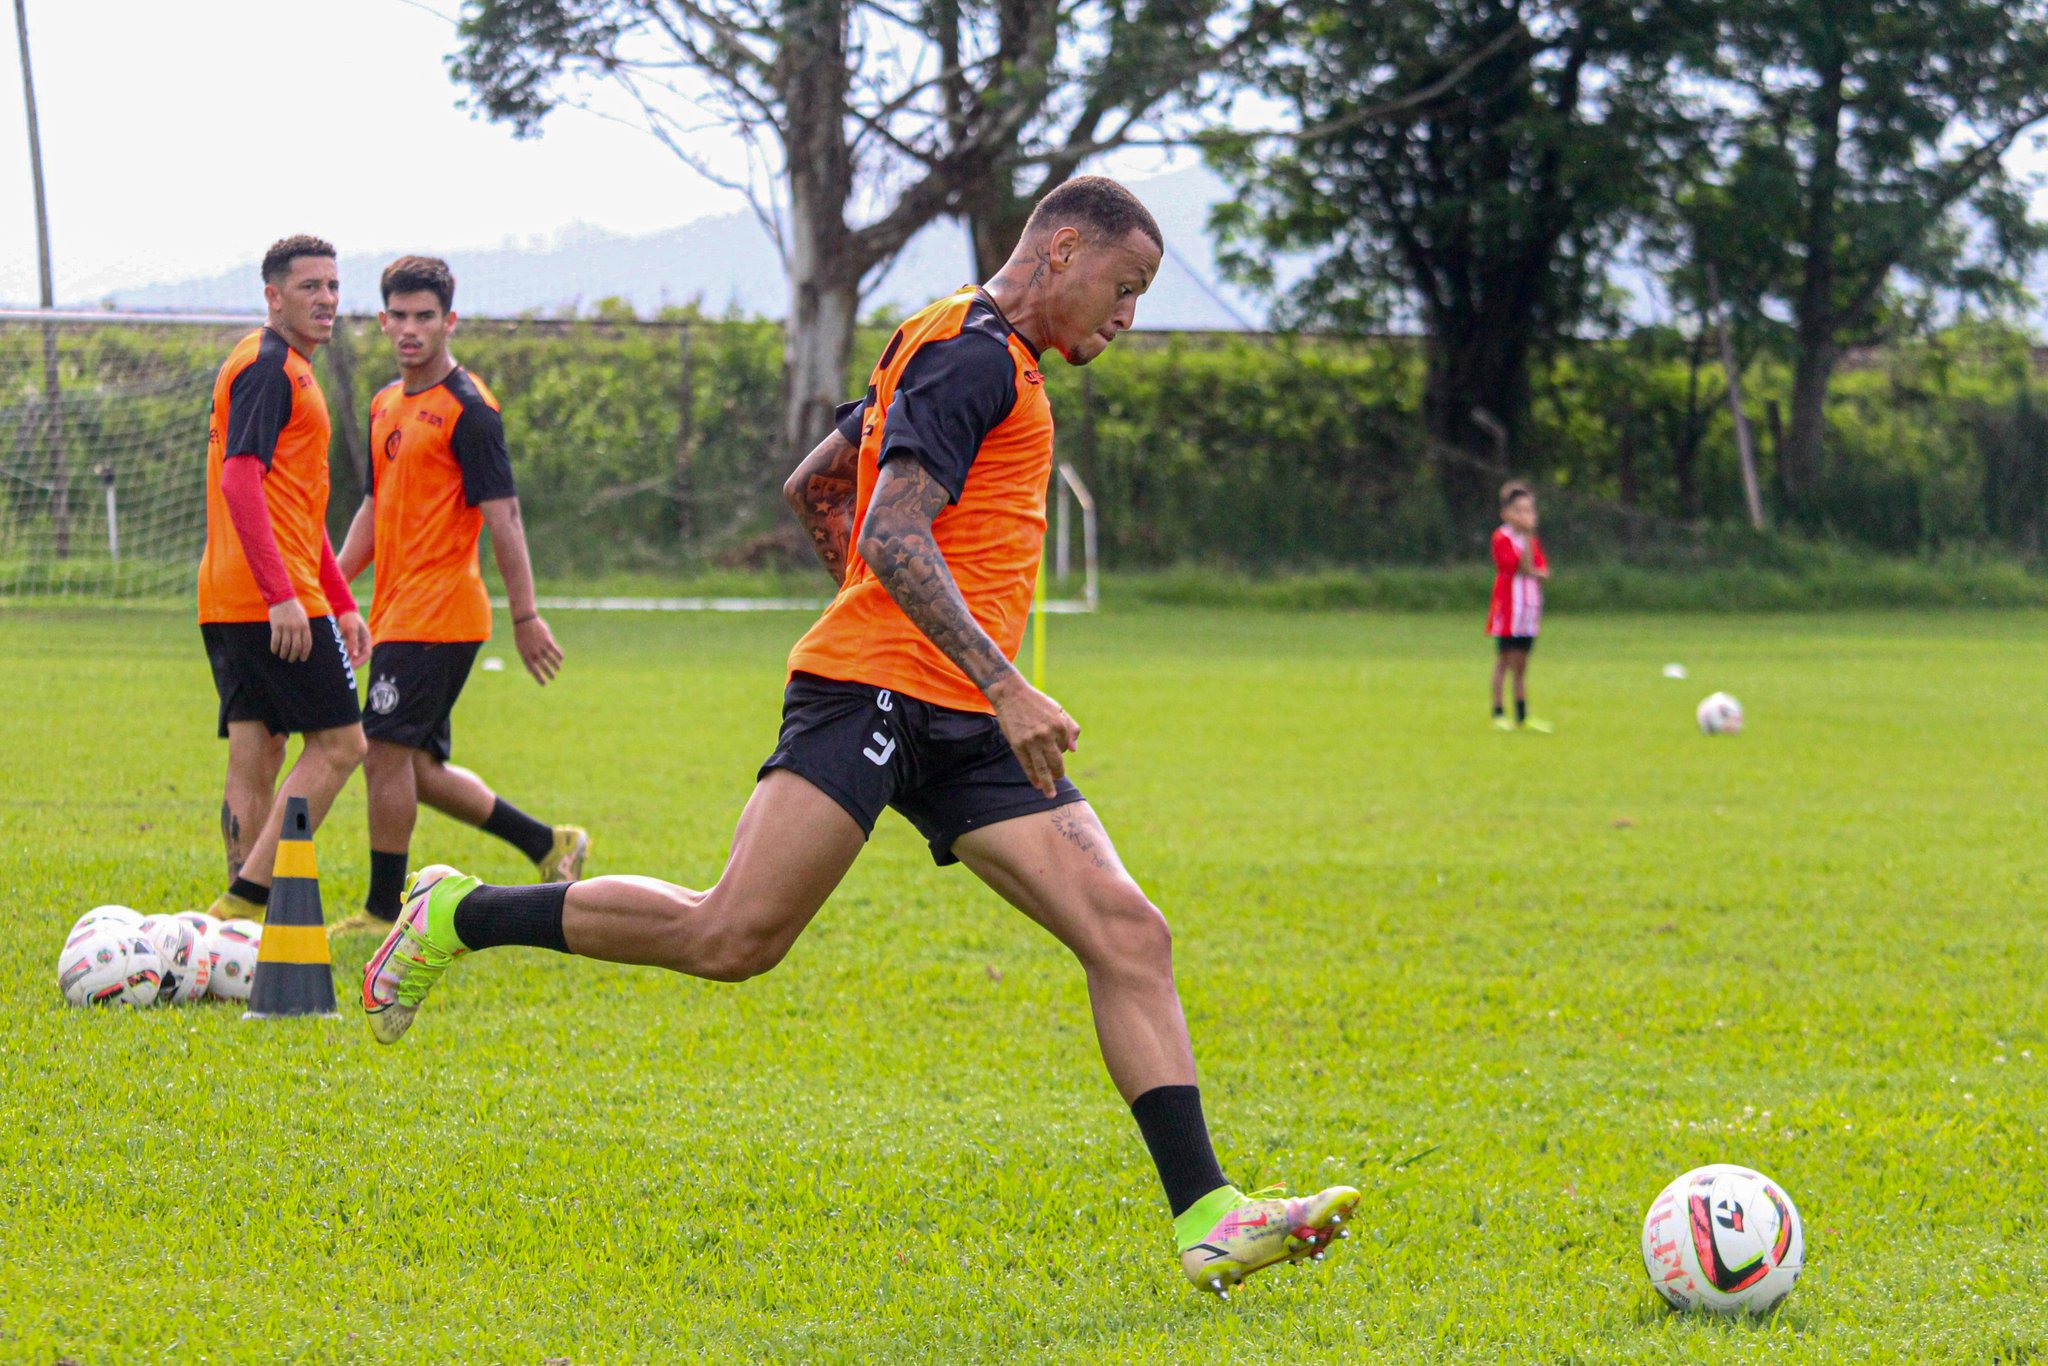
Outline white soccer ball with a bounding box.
[72,903,144,933]
[176,910,221,941]
[139,914,213,1005]
[1696,692,1744,735]
[1642,1164,1804,1315]
[206,918,263,1001]
[56,923,163,1007]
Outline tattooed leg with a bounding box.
[221,722,286,882]
[953,802,1192,1102]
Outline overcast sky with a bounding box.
[0,0,767,304]
[9,2,2048,318]
[0,0,1213,310]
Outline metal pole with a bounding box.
[99,462,116,562]
[13,0,52,311]
[14,0,69,556]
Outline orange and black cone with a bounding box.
[244,795,338,1019]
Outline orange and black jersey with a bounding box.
[788,287,1055,714]
[199,327,333,624]
[366,365,515,644]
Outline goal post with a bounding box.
[0,309,261,601]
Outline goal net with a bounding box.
[0,310,261,600]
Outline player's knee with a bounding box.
[314,726,368,774]
[363,741,408,779]
[1096,884,1173,976]
[693,925,790,982]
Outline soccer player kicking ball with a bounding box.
[200,236,369,922]
[328,256,587,937]
[362,178,1359,1297]
[1488,480,1551,732]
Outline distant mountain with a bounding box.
[100,166,1273,330]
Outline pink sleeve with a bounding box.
[318,533,356,616]
[219,455,296,607]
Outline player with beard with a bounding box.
[360,179,1359,1297]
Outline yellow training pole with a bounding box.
[1032,555,1047,689]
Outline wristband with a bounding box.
[512,613,539,625]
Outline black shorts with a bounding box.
[361,641,482,761]
[1494,635,1537,654]
[201,618,362,738]
[760,672,1085,866]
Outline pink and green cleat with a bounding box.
[361,864,476,1045]
[1176,1183,1363,1298]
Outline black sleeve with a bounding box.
[223,354,295,466]
[451,402,517,505]
[364,411,378,496]
[875,332,1018,503]
[833,398,866,446]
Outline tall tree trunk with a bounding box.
[1422,319,1531,533]
[774,222,856,456]
[778,0,857,459]
[1782,56,1846,513]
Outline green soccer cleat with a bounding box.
[207,889,267,925]
[1522,717,1554,734]
[535,825,590,883]
[1176,1183,1363,1298]
[1492,716,1516,732]
[361,865,475,1045]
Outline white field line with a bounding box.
[496,595,1095,614]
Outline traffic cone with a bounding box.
[244,795,338,1019]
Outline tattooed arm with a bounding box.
[858,456,1079,796]
[782,428,861,585]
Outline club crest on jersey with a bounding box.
[1023,369,1043,385]
[367,674,400,715]
[383,429,402,462]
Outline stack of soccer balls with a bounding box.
[56,904,264,1007]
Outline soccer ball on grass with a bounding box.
[56,923,163,1007]
[139,914,213,1005]
[206,918,263,1001]
[1641,1164,1803,1315]
[1696,692,1744,736]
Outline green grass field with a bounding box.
[2,603,2044,1363]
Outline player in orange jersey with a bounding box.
[362,179,1359,1296]
[199,236,369,923]
[328,256,585,937]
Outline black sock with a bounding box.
[227,876,270,907]
[1492,704,1504,718]
[452,882,570,953]
[1130,1084,1230,1217]
[1516,698,1528,723]
[481,797,556,864]
[365,850,409,922]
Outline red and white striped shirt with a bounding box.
[1487,525,1546,638]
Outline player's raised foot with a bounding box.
[534,825,589,883]
[325,909,395,941]
[1176,1183,1363,1298]
[1522,716,1555,734]
[1492,715,1516,732]
[361,864,477,1045]
[206,889,267,925]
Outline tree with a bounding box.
[450,1,1266,458]
[947,2,1284,279]
[1680,0,2048,519]
[1211,1,1709,529]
